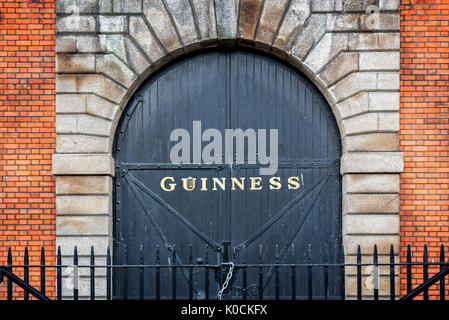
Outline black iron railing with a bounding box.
[0,244,448,300]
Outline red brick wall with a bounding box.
[400,0,449,299]
[0,0,55,298]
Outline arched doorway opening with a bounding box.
[113,49,342,299]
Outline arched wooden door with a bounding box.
[113,50,343,300]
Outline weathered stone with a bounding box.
[342,0,377,12]
[57,216,109,236]
[304,33,348,73]
[55,115,77,133]
[360,13,400,31]
[329,72,377,103]
[192,0,217,41]
[344,133,399,152]
[343,235,399,254]
[345,276,400,298]
[341,112,399,136]
[340,152,403,174]
[378,32,400,50]
[56,135,110,154]
[289,14,326,61]
[99,0,112,12]
[344,215,399,234]
[377,72,400,91]
[56,94,87,114]
[343,174,400,194]
[122,0,143,13]
[348,33,378,50]
[61,277,107,299]
[255,0,289,46]
[378,112,399,132]
[238,0,263,40]
[96,54,137,88]
[344,194,399,214]
[129,16,165,62]
[320,52,358,87]
[57,195,110,215]
[334,92,368,120]
[165,0,199,45]
[99,15,126,33]
[345,255,399,274]
[143,0,182,53]
[53,154,115,176]
[56,36,77,53]
[274,0,310,51]
[342,112,378,135]
[56,114,112,136]
[56,0,98,14]
[359,52,400,71]
[86,95,120,121]
[57,15,96,33]
[311,0,343,12]
[368,92,399,112]
[61,257,108,276]
[379,0,400,11]
[56,236,109,255]
[56,54,95,73]
[99,35,127,62]
[56,74,127,104]
[326,13,359,31]
[124,37,152,75]
[76,36,103,53]
[214,0,238,40]
[56,176,112,195]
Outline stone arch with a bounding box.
[54,0,402,299]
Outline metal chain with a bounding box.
[217,262,234,300]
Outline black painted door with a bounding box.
[114,50,342,300]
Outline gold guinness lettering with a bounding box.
[160,176,302,192]
[160,176,176,192]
